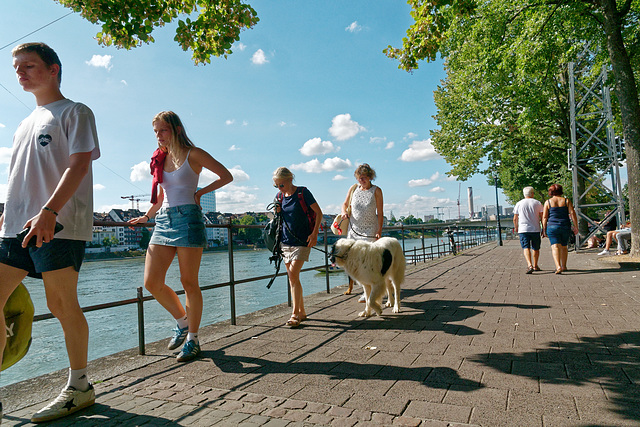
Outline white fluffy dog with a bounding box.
[331,237,405,317]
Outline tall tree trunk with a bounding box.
[599,0,640,256]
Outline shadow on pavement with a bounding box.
[470,330,640,424]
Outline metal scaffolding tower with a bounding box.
[569,46,625,250]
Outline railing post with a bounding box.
[401,224,405,252]
[437,226,441,258]
[227,223,236,325]
[421,227,425,263]
[324,222,330,293]
[137,287,145,355]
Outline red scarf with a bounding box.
[150,148,167,204]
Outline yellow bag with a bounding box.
[3,283,34,371]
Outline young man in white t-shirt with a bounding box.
[0,43,100,423]
[513,186,544,274]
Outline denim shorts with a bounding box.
[546,225,572,246]
[519,232,541,250]
[149,204,207,248]
[0,238,85,279]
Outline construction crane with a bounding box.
[457,183,461,220]
[121,194,151,210]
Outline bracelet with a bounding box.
[142,214,149,220]
[42,206,58,216]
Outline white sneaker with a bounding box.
[31,385,95,423]
[598,250,609,256]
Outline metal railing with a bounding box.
[32,221,509,355]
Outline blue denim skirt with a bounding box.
[149,204,207,248]
[546,224,571,247]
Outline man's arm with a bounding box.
[513,213,519,233]
[21,151,93,248]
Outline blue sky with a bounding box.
[0,0,512,219]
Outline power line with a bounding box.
[0,12,74,51]
[0,81,30,111]
[0,11,75,111]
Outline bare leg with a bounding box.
[523,249,533,268]
[176,247,204,333]
[285,259,306,320]
[551,244,562,272]
[532,250,540,269]
[560,245,569,271]
[42,267,87,370]
[344,276,353,295]
[144,245,185,320]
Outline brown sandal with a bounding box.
[286,315,301,327]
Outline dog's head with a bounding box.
[330,238,355,266]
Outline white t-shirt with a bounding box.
[1,99,101,241]
[513,197,543,233]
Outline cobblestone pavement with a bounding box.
[3,240,640,426]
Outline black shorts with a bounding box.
[0,238,85,279]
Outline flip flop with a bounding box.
[526,267,534,274]
[534,266,541,271]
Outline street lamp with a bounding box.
[494,174,503,246]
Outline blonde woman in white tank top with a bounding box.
[129,111,233,362]
[339,164,383,296]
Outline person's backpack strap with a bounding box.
[296,186,316,233]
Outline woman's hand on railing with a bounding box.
[128,215,149,225]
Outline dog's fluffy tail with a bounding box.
[392,242,405,285]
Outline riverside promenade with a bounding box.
[3,239,640,426]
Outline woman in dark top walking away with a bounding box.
[542,184,578,274]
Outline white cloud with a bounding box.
[385,142,395,150]
[120,80,127,85]
[235,42,247,51]
[130,161,150,182]
[94,183,105,191]
[86,54,113,70]
[279,121,287,127]
[333,174,348,181]
[408,172,441,187]
[345,21,362,33]
[446,174,458,181]
[329,114,365,141]
[290,157,352,173]
[229,165,250,182]
[216,185,260,212]
[369,136,386,144]
[98,202,133,213]
[404,132,418,140]
[408,179,431,187]
[430,186,446,193]
[0,147,12,164]
[229,145,240,151]
[251,49,269,65]
[242,120,248,126]
[225,119,235,125]
[0,123,5,128]
[299,138,337,156]
[400,139,440,162]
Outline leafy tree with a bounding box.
[58,0,260,64]
[139,227,151,249]
[235,214,262,244]
[102,236,119,247]
[387,0,640,255]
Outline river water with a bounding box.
[1,237,458,386]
